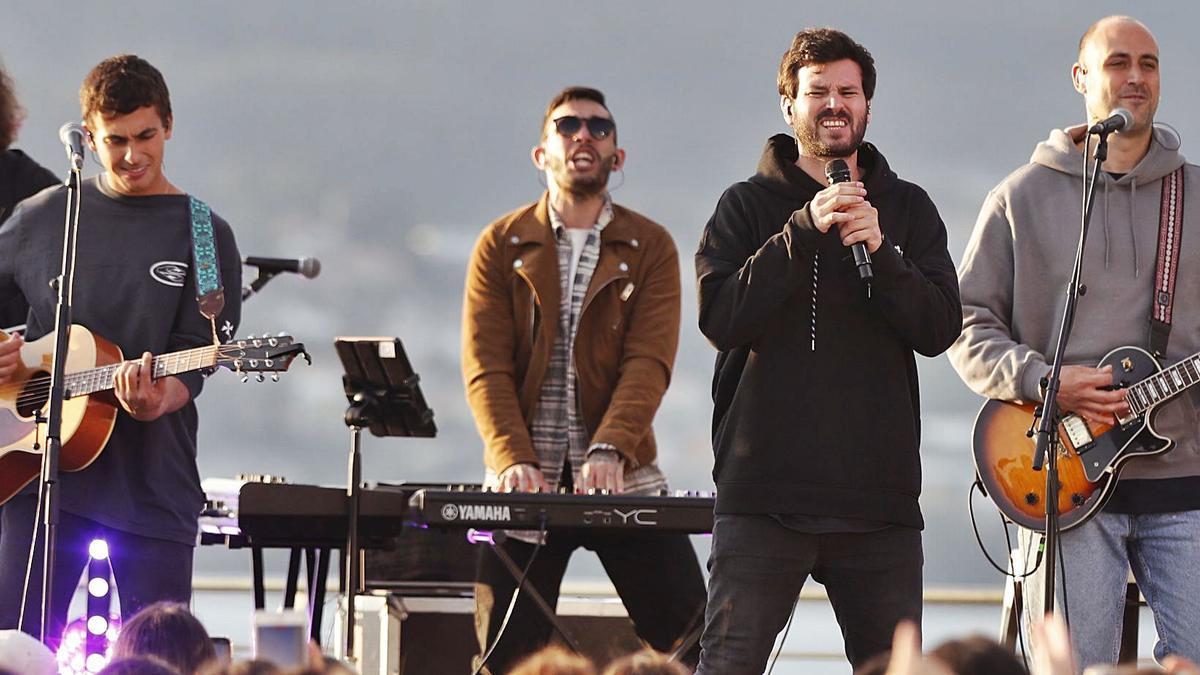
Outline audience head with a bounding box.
[197,660,283,675]
[929,635,1025,675]
[114,602,216,674]
[318,656,356,675]
[852,650,893,675]
[0,629,58,675]
[508,645,595,675]
[602,649,688,675]
[99,655,182,675]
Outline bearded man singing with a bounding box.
[693,29,961,673]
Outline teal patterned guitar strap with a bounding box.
[188,196,225,345]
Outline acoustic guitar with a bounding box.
[972,345,1200,531]
[0,324,308,506]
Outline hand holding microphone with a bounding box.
[805,159,878,282]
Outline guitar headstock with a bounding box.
[216,334,311,382]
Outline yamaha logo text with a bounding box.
[443,503,512,522]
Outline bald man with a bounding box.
[950,16,1200,667]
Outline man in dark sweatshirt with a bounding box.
[694,28,961,672]
[0,55,240,642]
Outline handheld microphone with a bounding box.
[58,122,86,171]
[1087,108,1133,135]
[243,256,321,279]
[824,158,873,283]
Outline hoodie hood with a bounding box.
[1032,124,1185,182]
[1030,124,1186,276]
[749,133,899,199]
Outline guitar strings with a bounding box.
[1,344,279,410]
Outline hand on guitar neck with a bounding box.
[0,332,24,383]
[114,351,190,422]
[1055,364,1131,424]
[0,332,187,422]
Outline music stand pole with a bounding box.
[341,397,370,662]
[1033,129,1111,615]
[334,337,437,663]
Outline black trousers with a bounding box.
[0,494,193,646]
[474,531,707,673]
[696,514,923,674]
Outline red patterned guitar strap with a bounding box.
[1149,167,1185,359]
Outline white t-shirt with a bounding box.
[565,227,589,285]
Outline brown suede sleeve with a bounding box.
[589,225,680,467]
[461,223,538,474]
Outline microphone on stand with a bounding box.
[242,256,321,301]
[824,158,873,283]
[1088,108,1133,136]
[58,122,86,171]
[244,256,321,279]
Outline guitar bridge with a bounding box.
[1060,414,1094,450]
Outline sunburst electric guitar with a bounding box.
[0,325,309,506]
[972,345,1200,531]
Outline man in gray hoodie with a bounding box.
[950,16,1200,667]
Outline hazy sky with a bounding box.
[3,1,1196,585]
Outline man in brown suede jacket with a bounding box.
[461,86,706,673]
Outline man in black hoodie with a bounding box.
[0,60,59,330]
[693,29,961,672]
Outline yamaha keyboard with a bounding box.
[408,488,715,534]
[199,478,415,547]
[200,479,717,544]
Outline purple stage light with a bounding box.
[87,540,108,561]
[55,614,120,675]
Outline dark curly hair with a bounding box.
[0,61,25,150]
[778,28,876,101]
[80,54,172,127]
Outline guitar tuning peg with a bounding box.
[270,373,279,382]
[240,373,249,383]
[256,373,265,383]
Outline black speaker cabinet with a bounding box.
[337,588,643,675]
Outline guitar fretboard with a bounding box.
[1125,352,1200,415]
[64,346,219,398]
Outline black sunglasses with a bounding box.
[552,116,616,140]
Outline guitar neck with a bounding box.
[64,345,219,397]
[1126,351,1200,415]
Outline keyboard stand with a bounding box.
[248,544,333,645]
[469,529,583,654]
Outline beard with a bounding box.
[794,110,867,159]
[545,152,615,198]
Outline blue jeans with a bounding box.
[1056,510,1200,668]
[696,514,922,674]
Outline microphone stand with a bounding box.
[241,270,279,301]
[1031,127,1112,616]
[37,155,85,640]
